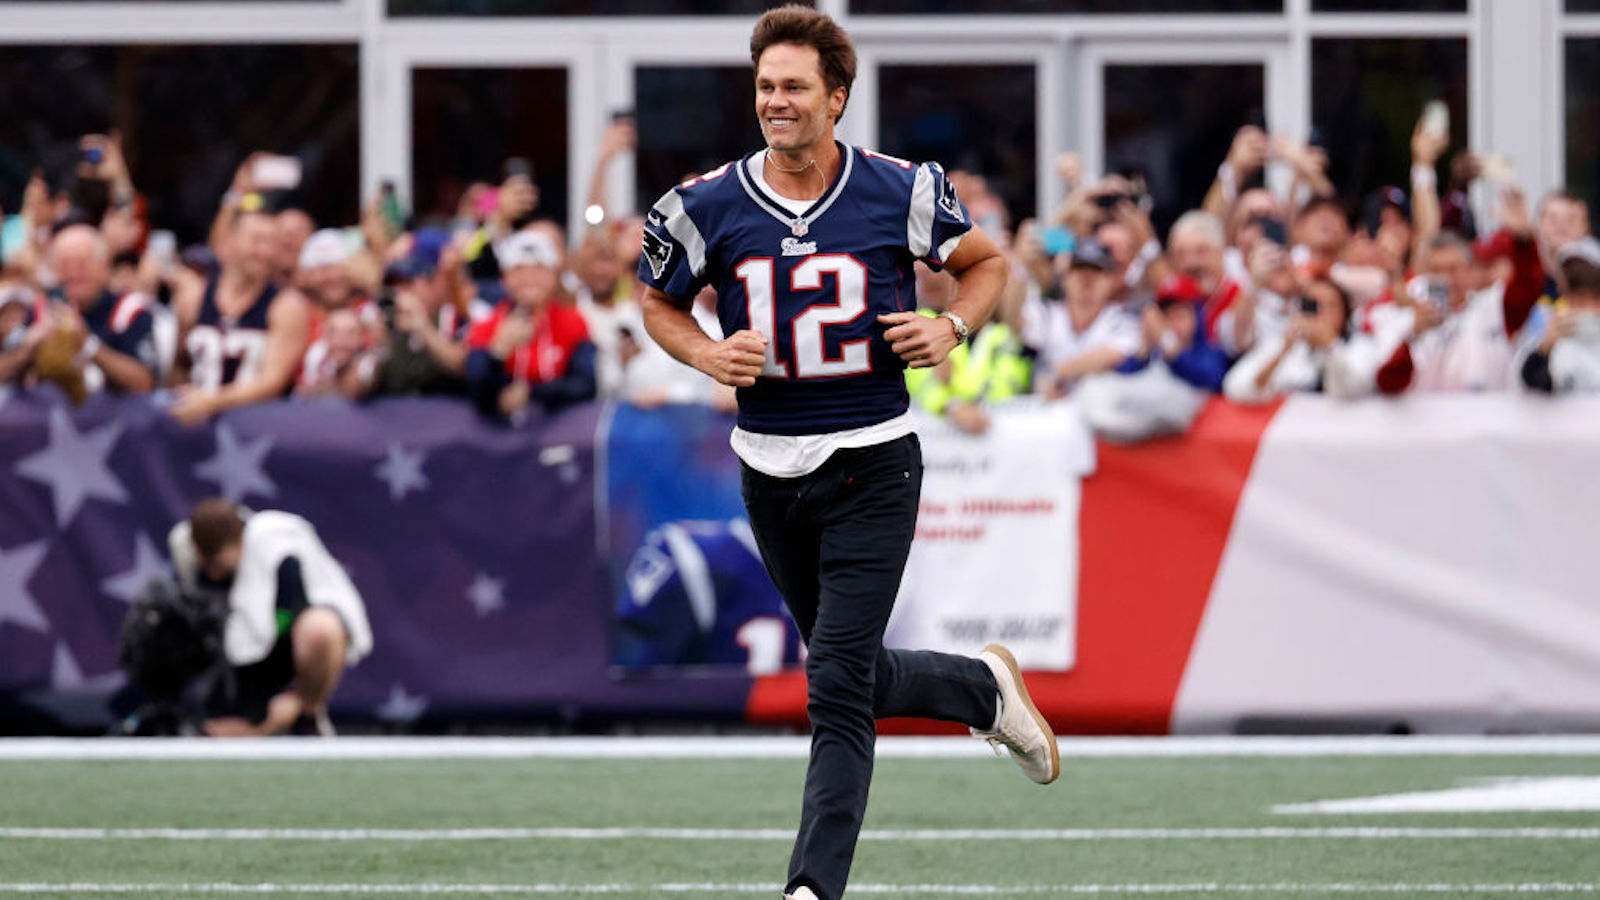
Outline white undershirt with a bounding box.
[748,154,814,217]
[732,153,913,478]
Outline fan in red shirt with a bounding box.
[1166,210,1247,352]
[464,230,596,420]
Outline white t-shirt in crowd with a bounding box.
[1020,293,1141,392]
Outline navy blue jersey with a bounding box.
[613,519,801,673]
[639,144,973,435]
[187,277,277,390]
[70,289,159,381]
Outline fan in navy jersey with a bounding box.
[637,7,1059,900]
[0,225,159,400]
[169,207,311,425]
[613,518,801,674]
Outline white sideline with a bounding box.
[4,826,1599,842]
[3,734,1600,761]
[1,883,1598,895]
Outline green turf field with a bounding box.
[3,739,1600,898]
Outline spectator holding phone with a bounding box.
[1224,278,1374,403]
[2,224,160,402]
[1522,237,1600,393]
[1076,275,1230,442]
[364,231,477,398]
[1375,188,1543,394]
[463,229,595,421]
[1166,210,1247,353]
[1020,237,1140,398]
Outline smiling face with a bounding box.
[755,43,845,158]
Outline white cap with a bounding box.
[1559,236,1600,269]
[298,228,355,270]
[495,230,562,271]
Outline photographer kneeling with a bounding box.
[167,498,373,737]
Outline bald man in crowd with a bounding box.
[0,223,159,399]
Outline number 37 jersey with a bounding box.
[639,143,972,436]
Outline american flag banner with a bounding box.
[0,389,753,733]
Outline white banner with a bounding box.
[889,399,1095,671]
[1174,394,1600,733]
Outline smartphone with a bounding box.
[82,146,104,166]
[1421,100,1450,140]
[1425,278,1451,310]
[253,155,302,191]
[147,230,177,272]
[504,157,534,180]
[1297,295,1319,316]
[1253,216,1289,247]
[611,108,636,123]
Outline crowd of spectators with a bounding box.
[0,119,714,426]
[911,105,1600,439]
[2,105,1596,439]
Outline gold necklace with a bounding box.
[764,150,817,174]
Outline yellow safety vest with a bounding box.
[904,310,1032,414]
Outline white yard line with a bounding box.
[3,826,1599,842]
[3,735,1600,761]
[1,882,1598,895]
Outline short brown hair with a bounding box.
[750,4,857,122]
[1565,257,1600,297]
[189,497,244,559]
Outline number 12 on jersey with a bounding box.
[737,254,872,380]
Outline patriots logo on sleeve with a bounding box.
[641,229,674,281]
[937,170,966,224]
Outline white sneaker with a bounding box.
[970,643,1060,784]
[784,889,818,900]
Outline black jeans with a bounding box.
[741,433,999,900]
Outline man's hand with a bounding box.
[230,152,265,196]
[393,291,430,337]
[599,119,637,160]
[495,176,539,228]
[1499,185,1534,239]
[1412,118,1449,167]
[498,380,531,418]
[169,385,219,427]
[490,313,534,359]
[1411,300,1445,338]
[694,329,768,386]
[1139,303,1166,351]
[947,400,990,436]
[1540,309,1577,353]
[1226,126,1270,178]
[1272,137,1327,178]
[879,312,958,369]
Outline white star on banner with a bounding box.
[16,407,128,529]
[0,540,51,633]
[374,443,430,502]
[50,641,127,691]
[100,533,175,605]
[375,684,428,724]
[194,423,277,503]
[467,572,506,617]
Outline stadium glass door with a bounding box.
[855,41,1058,229]
[379,25,602,235]
[1079,40,1293,234]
